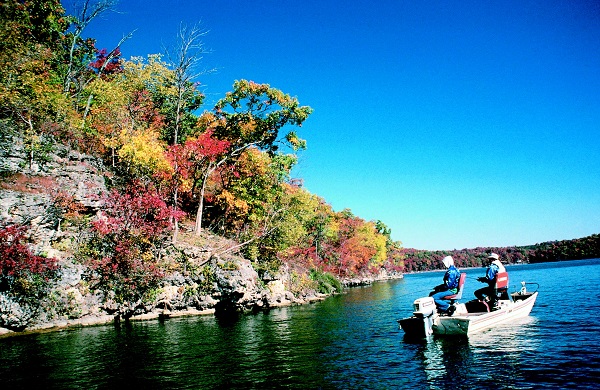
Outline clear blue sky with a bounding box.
[68,0,600,250]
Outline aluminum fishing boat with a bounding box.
[399,272,538,338]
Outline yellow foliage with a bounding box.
[215,190,250,215]
[238,148,269,177]
[123,55,174,95]
[240,118,257,138]
[118,128,170,175]
[357,221,388,268]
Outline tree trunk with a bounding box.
[194,176,207,235]
[172,187,179,244]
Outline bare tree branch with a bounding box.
[64,0,118,94]
[80,30,135,128]
[163,22,214,145]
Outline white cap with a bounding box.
[442,256,454,268]
[487,253,499,260]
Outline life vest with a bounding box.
[492,260,506,272]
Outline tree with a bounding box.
[167,129,231,234]
[190,80,313,235]
[85,55,172,179]
[162,23,208,146]
[0,0,75,164]
[208,149,297,266]
[82,184,182,320]
[160,23,208,242]
[211,80,312,152]
[63,0,117,95]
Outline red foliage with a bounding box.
[86,184,182,310]
[89,47,123,77]
[159,129,231,205]
[92,183,182,238]
[0,225,58,279]
[0,173,58,194]
[185,129,231,160]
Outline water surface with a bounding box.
[1,259,599,389]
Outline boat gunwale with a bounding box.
[447,291,538,321]
[433,291,538,335]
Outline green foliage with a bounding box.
[289,270,317,296]
[197,265,216,294]
[45,288,83,320]
[309,268,342,294]
[220,261,239,271]
[209,79,312,153]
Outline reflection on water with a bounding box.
[406,336,474,388]
[1,259,599,389]
[403,315,541,389]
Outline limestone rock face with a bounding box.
[0,138,107,251]
[0,136,310,334]
[212,256,266,312]
[0,294,33,331]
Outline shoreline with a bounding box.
[0,274,406,339]
[0,294,333,339]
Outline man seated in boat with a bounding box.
[429,256,461,315]
[474,253,506,309]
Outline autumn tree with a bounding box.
[62,0,117,96]
[85,55,172,180]
[191,80,312,235]
[210,80,312,152]
[0,0,77,166]
[161,129,231,234]
[162,23,208,146]
[158,24,208,242]
[208,149,298,271]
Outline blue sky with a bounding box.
[68,0,600,250]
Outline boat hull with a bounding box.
[432,292,538,336]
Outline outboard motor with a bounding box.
[399,296,438,337]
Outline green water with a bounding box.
[1,259,599,389]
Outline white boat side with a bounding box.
[432,292,538,336]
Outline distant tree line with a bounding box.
[394,234,600,272]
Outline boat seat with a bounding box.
[442,272,467,304]
[494,271,510,301]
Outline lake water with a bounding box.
[1,259,599,389]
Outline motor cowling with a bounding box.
[399,296,438,338]
[413,296,436,318]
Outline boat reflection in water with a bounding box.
[407,315,539,388]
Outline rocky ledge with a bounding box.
[0,137,401,338]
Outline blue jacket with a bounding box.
[444,265,461,293]
[485,263,500,283]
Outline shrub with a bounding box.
[309,268,342,295]
[81,183,182,319]
[0,224,59,330]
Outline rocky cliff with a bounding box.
[0,135,327,336]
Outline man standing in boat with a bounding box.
[474,253,506,308]
[429,256,461,315]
